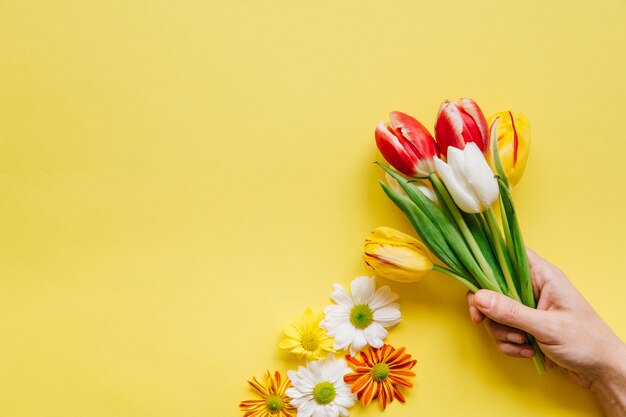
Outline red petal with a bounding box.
[375,122,420,177]
[508,111,519,165]
[389,111,438,160]
[458,98,489,152]
[435,101,466,158]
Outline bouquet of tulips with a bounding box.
[365,99,546,373]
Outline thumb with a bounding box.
[474,290,548,340]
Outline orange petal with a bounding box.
[351,373,373,393]
[389,369,415,377]
[361,380,376,406]
[248,377,270,397]
[386,346,405,363]
[389,375,413,388]
[393,385,406,403]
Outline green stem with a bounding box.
[530,339,546,374]
[485,208,521,301]
[432,265,480,293]
[498,179,536,309]
[429,175,502,293]
[499,195,519,275]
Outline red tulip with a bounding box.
[375,111,438,178]
[434,98,489,156]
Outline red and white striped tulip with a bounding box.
[375,111,439,178]
[434,98,489,156]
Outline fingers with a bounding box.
[468,291,540,359]
[497,342,536,358]
[467,291,485,323]
[484,320,527,344]
[473,290,550,341]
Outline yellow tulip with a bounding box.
[364,227,433,283]
[487,111,530,186]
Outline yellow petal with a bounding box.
[487,111,530,187]
[364,238,433,283]
[282,324,301,340]
[279,337,301,350]
[291,346,305,354]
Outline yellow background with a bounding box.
[1,1,625,416]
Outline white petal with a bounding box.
[352,329,367,352]
[364,322,387,348]
[330,284,354,307]
[435,156,481,213]
[287,370,298,384]
[463,142,499,210]
[447,145,465,164]
[350,276,376,305]
[385,172,406,196]
[286,387,299,399]
[325,404,340,417]
[415,182,437,202]
[291,396,310,406]
[312,406,326,417]
[320,306,350,334]
[369,285,399,310]
[332,323,355,351]
[325,358,348,383]
[298,400,317,417]
[308,360,323,381]
[335,385,353,398]
[373,306,402,327]
[337,405,350,417]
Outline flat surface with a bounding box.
[1,1,625,416]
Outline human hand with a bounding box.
[466,248,626,389]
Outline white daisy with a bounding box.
[286,355,355,417]
[320,276,401,356]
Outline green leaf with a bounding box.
[379,181,468,276]
[463,212,509,295]
[498,179,535,308]
[428,174,502,293]
[378,164,483,280]
[490,118,509,188]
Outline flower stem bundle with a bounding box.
[369,100,545,374]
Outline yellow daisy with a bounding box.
[239,370,295,417]
[279,307,335,360]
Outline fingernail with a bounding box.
[520,348,535,358]
[475,291,495,309]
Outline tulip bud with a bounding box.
[434,142,499,213]
[375,111,438,178]
[435,98,489,156]
[487,111,530,187]
[364,227,433,283]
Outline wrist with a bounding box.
[592,338,626,384]
[589,339,626,417]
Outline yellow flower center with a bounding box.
[350,304,374,329]
[300,332,320,352]
[312,381,336,405]
[265,394,284,412]
[371,362,390,381]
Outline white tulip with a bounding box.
[434,142,499,213]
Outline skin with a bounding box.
[467,248,626,417]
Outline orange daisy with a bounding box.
[344,344,416,409]
[239,370,296,417]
